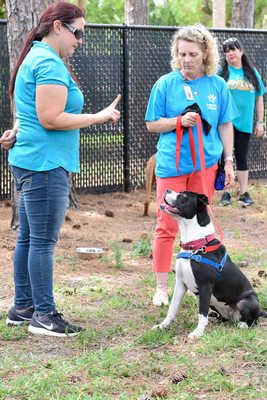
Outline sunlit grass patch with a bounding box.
[0,316,28,341]
[131,236,152,257]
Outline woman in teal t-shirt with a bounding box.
[219,37,266,207]
[0,2,121,338]
[145,25,238,307]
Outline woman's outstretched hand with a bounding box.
[95,94,121,124]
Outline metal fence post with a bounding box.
[122,25,131,192]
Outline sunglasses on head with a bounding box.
[62,22,84,41]
[223,38,241,53]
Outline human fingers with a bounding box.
[1,139,16,150]
[0,130,12,142]
[254,126,265,138]
[0,131,17,149]
[224,175,234,188]
[110,94,121,109]
[224,165,235,188]
[184,114,197,126]
[109,109,121,123]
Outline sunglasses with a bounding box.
[62,22,84,41]
[223,38,241,53]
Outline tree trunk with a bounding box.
[5,0,57,72]
[125,0,148,25]
[5,0,77,228]
[77,0,87,9]
[212,0,226,28]
[68,174,78,210]
[231,0,255,28]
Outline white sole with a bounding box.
[238,201,253,208]
[28,325,79,337]
[219,202,231,207]
[6,318,31,325]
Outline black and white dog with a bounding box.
[153,190,265,339]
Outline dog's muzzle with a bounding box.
[160,203,180,215]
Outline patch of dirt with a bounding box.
[1,182,267,340]
[1,182,267,400]
[0,189,156,308]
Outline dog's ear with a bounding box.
[197,194,210,226]
[198,194,209,206]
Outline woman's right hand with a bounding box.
[0,129,17,150]
[95,94,121,124]
[181,112,198,127]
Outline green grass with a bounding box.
[131,236,152,257]
[101,240,125,269]
[1,184,267,400]
[0,317,28,341]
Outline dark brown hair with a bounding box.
[220,37,260,91]
[10,1,85,98]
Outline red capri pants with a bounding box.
[153,163,218,273]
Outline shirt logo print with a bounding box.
[208,94,216,103]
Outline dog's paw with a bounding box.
[151,322,169,330]
[188,329,203,340]
[237,321,248,329]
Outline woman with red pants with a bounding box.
[145,25,238,306]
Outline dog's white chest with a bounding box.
[177,259,198,293]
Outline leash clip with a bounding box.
[191,248,200,255]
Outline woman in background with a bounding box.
[219,37,266,207]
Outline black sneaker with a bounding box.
[219,192,232,206]
[6,306,35,325]
[239,192,255,207]
[28,310,83,337]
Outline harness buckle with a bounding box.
[194,255,202,262]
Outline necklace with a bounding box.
[192,78,202,97]
[182,71,203,99]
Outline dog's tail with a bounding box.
[143,154,156,217]
[259,309,267,318]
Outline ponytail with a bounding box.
[9,27,41,98]
[9,1,85,98]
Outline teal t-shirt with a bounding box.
[226,65,266,133]
[145,70,239,178]
[9,41,84,173]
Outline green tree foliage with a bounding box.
[78,0,265,28]
[254,0,267,28]
[1,0,266,28]
[0,0,5,18]
[70,0,124,24]
[148,0,211,26]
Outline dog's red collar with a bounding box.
[180,233,220,253]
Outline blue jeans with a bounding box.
[10,166,69,314]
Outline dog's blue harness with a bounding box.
[177,251,228,278]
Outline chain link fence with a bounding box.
[0,22,266,199]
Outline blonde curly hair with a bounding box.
[170,24,219,76]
